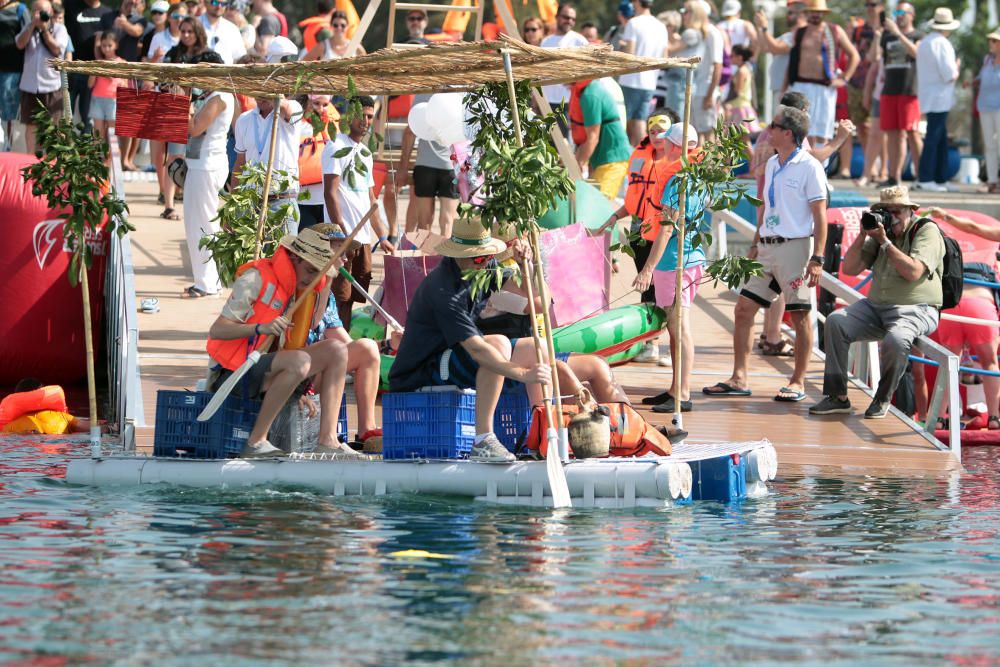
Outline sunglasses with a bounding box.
[471,254,496,265]
[332,22,347,28]
[151,9,164,13]
[769,120,789,131]
[523,26,540,32]
[865,2,879,7]
[407,14,424,21]
[557,14,575,20]
[170,11,183,17]
[208,0,226,6]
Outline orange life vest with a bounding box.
[299,106,337,186]
[205,247,327,371]
[524,402,672,458]
[0,385,68,429]
[638,150,704,242]
[624,141,657,219]
[568,80,593,147]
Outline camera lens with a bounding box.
[39,9,50,20]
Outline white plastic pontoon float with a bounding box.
[66,440,778,508]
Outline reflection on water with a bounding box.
[1,436,998,665]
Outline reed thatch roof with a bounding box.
[52,35,698,97]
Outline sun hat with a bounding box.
[928,7,960,30]
[872,185,919,210]
[989,28,1000,41]
[721,0,741,17]
[279,228,335,271]
[804,0,831,12]
[665,122,698,147]
[266,35,298,63]
[434,218,508,258]
[150,0,170,12]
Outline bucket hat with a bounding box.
[434,218,508,258]
[279,228,335,271]
[872,185,920,210]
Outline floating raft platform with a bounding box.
[66,440,777,508]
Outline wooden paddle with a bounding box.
[197,205,377,422]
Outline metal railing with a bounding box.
[104,130,144,452]
[712,208,962,463]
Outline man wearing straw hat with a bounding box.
[389,220,552,462]
[206,228,362,459]
[914,7,960,192]
[810,185,944,419]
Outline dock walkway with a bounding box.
[123,177,959,473]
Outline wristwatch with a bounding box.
[809,254,824,264]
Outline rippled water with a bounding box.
[1,437,999,666]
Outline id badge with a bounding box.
[765,214,780,230]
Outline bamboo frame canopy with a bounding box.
[52,35,699,97]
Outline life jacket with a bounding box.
[0,385,68,429]
[299,105,338,186]
[205,247,327,371]
[2,410,76,435]
[638,150,703,242]
[568,79,594,147]
[299,15,331,52]
[523,402,672,458]
[624,141,657,219]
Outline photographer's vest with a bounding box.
[206,247,327,371]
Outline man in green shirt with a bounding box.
[570,79,631,199]
[810,185,945,419]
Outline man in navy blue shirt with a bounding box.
[390,220,552,462]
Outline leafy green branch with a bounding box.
[326,76,383,189]
[21,108,132,287]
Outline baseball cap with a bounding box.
[266,36,298,63]
[666,123,698,147]
[150,0,170,12]
[618,0,635,18]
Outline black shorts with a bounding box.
[210,352,276,398]
[412,165,458,199]
[394,344,480,392]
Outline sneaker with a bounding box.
[864,399,890,419]
[944,183,960,193]
[634,341,660,364]
[240,440,287,459]
[314,441,367,460]
[469,433,515,462]
[915,181,947,192]
[877,177,898,188]
[808,395,852,415]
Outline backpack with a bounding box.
[907,218,963,310]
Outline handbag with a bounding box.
[115,88,191,144]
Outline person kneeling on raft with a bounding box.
[389,219,561,462]
[206,228,362,460]
[0,379,92,435]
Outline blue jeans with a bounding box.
[69,73,92,132]
[919,111,949,184]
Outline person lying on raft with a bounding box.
[309,223,386,453]
[388,219,554,462]
[0,379,92,435]
[206,228,360,460]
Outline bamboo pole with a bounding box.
[253,97,283,260]
[669,69,695,433]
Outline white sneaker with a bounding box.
[915,181,947,192]
[240,440,286,459]
[469,433,515,462]
[314,441,367,460]
[634,341,660,363]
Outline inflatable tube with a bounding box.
[604,341,644,366]
[0,385,68,428]
[552,304,667,357]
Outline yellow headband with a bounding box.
[647,114,671,132]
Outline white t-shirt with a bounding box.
[321,134,374,243]
[717,17,751,48]
[619,14,669,91]
[768,32,795,92]
[693,25,724,99]
[146,29,178,62]
[234,100,304,191]
[916,31,959,113]
[540,31,589,104]
[185,92,235,172]
[761,149,827,239]
[200,14,247,64]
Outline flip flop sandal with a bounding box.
[774,387,807,402]
[160,208,180,220]
[181,285,214,298]
[702,382,752,397]
[990,416,1000,431]
[140,297,159,313]
[761,339,795,357]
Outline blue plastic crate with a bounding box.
[494,389,532,453]
[154,390,347,458]
[153,390,259,459]
[383,389,477,459]
[690,453,747,502]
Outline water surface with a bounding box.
[1,438,998,666]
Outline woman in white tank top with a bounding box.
[303,10,366,61]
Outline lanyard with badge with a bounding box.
[765,147,799,231]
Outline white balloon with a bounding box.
[407,102,436,142]
[425,93,466,144]
[435,121,468,146]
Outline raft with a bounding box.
[65,440,777,507]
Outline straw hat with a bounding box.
[434,218,507,258]
[279,228,335,271]
[928,7,961,30]
[804,0,831,12]
[872,185,920,210]
[989,29,1000,41]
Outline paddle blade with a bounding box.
[545,427,571,508]
[196,351,261,422]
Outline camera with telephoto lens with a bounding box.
[861,208,892,232]
[38,9,50,21]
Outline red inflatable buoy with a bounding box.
[0,152,107,384]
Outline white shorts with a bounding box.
[788,82,837,140]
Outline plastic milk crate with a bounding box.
[383,388,478,459]
[153,390,347,459]
[689,453,747,503]
[493,388,532,453]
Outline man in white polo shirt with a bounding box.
[705,104,828,403]
[199,0,244,63]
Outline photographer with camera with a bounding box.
[15,0,68,154]
[810,185,945,419]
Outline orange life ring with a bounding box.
[0,385,68,429]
